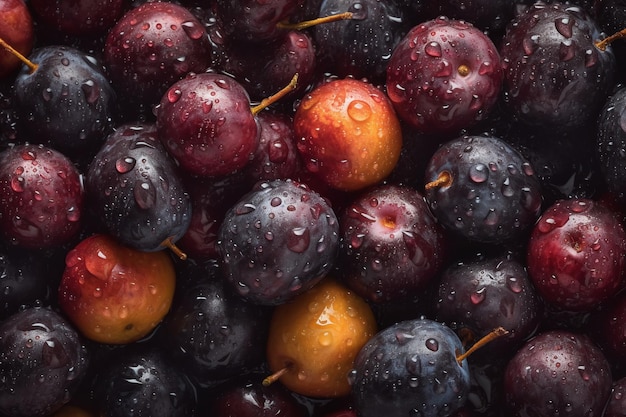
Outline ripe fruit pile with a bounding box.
[3,0,626,416]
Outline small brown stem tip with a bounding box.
[0,37,38,73]
[456,327,509,365]
[277,11,354,31]
[425,170,453,191]
[262,366,290,386]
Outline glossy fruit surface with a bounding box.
[387,17,503,135]
[0,143,84,249]
[0,306,90,417]
[527,198,626,311]
[503,330,613,417]
[350,318,470,417]
[156,72,259,178]
[86,122,191,253]
[265,278,377,398]
[500,2,616,130]
[58,234,176,344]
[218,179,339,305]
[424,135,542,244]
[104,1,211,113]
[14,45,116,157]
[0,0,33,78]
[294,78,402,191]
[339,184,447,303]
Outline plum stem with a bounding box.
[262,365,291,386]
[595,28,626,51]
[251,73,299,116]
[277,11,354,31]
[160,237,187,260]
[0,37,38,73]
[424,171,453,190]
[456,327,509,365]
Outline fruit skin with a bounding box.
[103,1,212,111]
[158,260,271,386]
[499,2,616,130]
[0,143,84,249]
[29,0,125,36]
[424,135,543,244]
[503,330,613,417]
[14,45,116,157]
[293,78,403,191]
[218,179,339,305]
[265,278,377,398]
[156,72,259,178]
[339,184,447,303]
[526,198,626,312]
[86,122,192,253]
[434,255,543,354]
[0,0,33,78]
[57,234,176,345]
[386,16,503,135]
[350,318,470,417]
[91,346,196,417]
[597,85,626,205]
[0,306,90,417]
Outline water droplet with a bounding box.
[134,180,156,209]
[501,177,514,197]
[287,227,310,253]
[425,41,442,57]
[115,157,136,173]
[425,338,439,351]
[484,209,498,226]
[318,331,333,346]
[555,17,574,38]
[507,276,523,293]
[235,203,256,215]
[81,79,100,104]
[42,88,53,101]
[167,88,182,103]
[471,287,486,304]
[181,20,204,40]
[119,305,128,319]
[559,39,575,61]
[347,99,372,122]
[10,176,25,192]
[469,163,488,183]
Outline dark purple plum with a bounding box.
[209,373,309,417]
[85,122,192,255]
[339,184,447,303]
[597,85,626,206]
[423,135,543,245]
[421,0,517,36]
[0,306,90,417]
[213,0,305,43]
[242,111,303,187]
[217,29,317,103]
[0,249,53,320]
[350,318,470,417]
[503,329,613,417]
[605,376,626,417]
[13,45,116,159]
[587,290,626,374]
[0,143,84,249]
[158,260,271,387]
[527,198,626,312]
[217,178,339,305]
[91,346,196,417]
[434,255,543,354]
[29,0,125,36]
[176,173,250,261]
[499,2,617,131]
[104,1,212,118]
[314,0,408,83]
[386,17,503,135]
[156,72,259,178]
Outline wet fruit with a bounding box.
[264,278,377,398]
[57,234,176,344]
